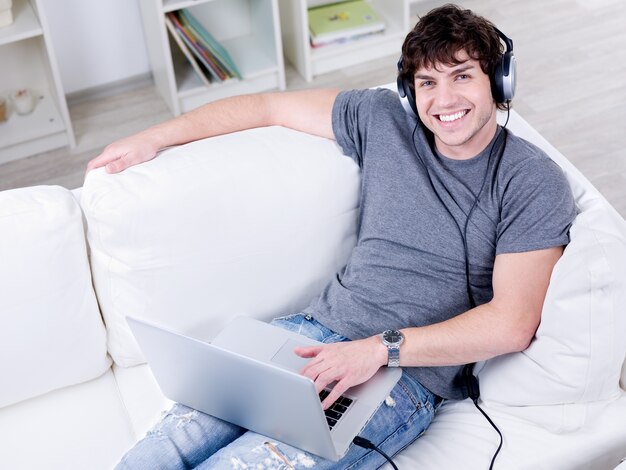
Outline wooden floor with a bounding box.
[1,0,625,217]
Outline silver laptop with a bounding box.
[126,315,401,461]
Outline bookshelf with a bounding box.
[0,0,74,165]
[138,0,286,116]
[279,0,412,82]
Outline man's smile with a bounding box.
[436,110,469,123]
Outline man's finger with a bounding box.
[321,381,349,410]
[85,152,116,174]
[105,157,129,173]
[294,346,322,358]
[300,356,332,381]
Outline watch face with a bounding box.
[384,330,403,344]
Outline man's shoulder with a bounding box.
[337,87,404,110]
[497,129,574,213]
[333,87,414,140]
[500,129,564,178]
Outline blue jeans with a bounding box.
[116,313,440,469]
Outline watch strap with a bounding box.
[387,345,401,367]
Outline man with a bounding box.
[88,5,575,469]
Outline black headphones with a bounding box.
[397,28,516,116]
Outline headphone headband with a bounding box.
[494,28,513,55]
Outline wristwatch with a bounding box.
[381,329,404,367]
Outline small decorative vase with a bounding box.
[11,89,36,115]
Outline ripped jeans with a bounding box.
[116,313,440,469]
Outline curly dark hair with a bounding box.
[400,4,508,110]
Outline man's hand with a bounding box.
[295,336,388,410]
[85,132,162,175]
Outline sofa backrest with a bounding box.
[0,186,111,409]
[81,126,360,367]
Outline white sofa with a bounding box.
[1,105,626,470]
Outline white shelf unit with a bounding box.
[139,0,286,116]
[0,0,74,165]
[279,0,413,82]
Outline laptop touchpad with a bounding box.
[271,338,314,372]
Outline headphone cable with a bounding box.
[411,118,507,470]
[352,436,399,470]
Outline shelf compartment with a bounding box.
[281,0,407,82]
[0,0,43,46]
[141,0,285,116]
[0,88,69,164]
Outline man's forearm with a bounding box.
[86,88,339,174]
[395,300,537,367]
[140,93,280,150]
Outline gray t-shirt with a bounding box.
[305,88,576,400]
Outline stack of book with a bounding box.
[165,9,241,86]
[308,0,385,48]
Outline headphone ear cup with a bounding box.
[402,79,418,117]
[492,51,516,102]
[396,56,419,116]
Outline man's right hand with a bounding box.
[85,132,161,175]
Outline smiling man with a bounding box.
[89,4,576,470]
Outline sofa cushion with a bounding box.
[476,113,626,431]
[0,185,110,408]
[390,396,626,470]
[82,126,360,367]
[0,369,137,470]
[478,198,626,427]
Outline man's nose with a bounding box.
[434,82,457,107]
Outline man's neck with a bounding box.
[434,117,499,161]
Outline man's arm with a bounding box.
[297,246,564,408]
[86,88,340,174]
[397,246,563,365]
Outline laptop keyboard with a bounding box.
[319,389,353,430]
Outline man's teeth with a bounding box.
[439,110,467,122]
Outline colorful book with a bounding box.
[308,0,385,47]
[165,10,242,83]
[178,9,242,80]
[167,12,226,82]
[164,15,212,86]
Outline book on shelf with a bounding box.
[164,15,212,87]
[165,10,242,85]
[308,0,385,48]
[166,11,225,82]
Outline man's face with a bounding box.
[413,51,498,159]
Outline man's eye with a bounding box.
[420,81,434,87]
[457,74,470,80]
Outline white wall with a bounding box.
[43,0,151,94]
